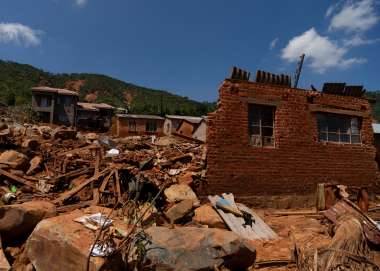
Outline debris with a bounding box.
[209,193,278,240]
[193,203,226,228]
[105,148,119,158]
[144,226,256,271]
[26,155,43,175]
[324,198,380,245]
[0,236,10,271]
[74,213,113,231]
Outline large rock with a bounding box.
[193,204,226,229]
[26,207,127,271]
[0,150,28,170]
[164,184,199,205]
[0,201,56,243]
[164,199,193,223]
[145,226,256,270]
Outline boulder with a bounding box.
[0,201,56,244]
[26,156,43,175]
[193,204,226,229]
[145,226,256,270]
[164,199,193,223]
[164,184,199,205]
[0,150,28,170]
[26,207,128,271]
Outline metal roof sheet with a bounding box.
[117,114,165,120]
[31,86,79,96]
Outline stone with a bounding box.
[193,204,226,229]
[178,172,194,186]
[0,150,28,170]
[26,206,127,271]
[26,156,43,175]
[164,184,198,204]
[0,201,56,244]
[164,199,193,223]
[145,226,256,270]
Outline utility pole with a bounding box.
[294,54,305,88]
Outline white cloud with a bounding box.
[343,34,380,47]
[74,0,87,7]
[269,37,279,50]
[281,28,365,73]
[325,1,343,18]
[329,0,379,32]
[0,23,42,46]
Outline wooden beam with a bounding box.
[53,168,111,205]
[309,104,369,117]
[239,97,281,107]
[0,168,35,189]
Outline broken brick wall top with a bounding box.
[206,79,378,199]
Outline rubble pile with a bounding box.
[0,121,258,270]
[1,119,380,270]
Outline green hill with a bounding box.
[0,60,216,116]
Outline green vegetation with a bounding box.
[0,60,216,116]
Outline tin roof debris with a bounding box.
[77,102,114,111]
[322,82,366,97]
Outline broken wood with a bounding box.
[53,168,112,205]
[0,168,35,189]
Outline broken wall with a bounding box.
[206,80,378,200]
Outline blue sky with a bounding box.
[1,0,379,101]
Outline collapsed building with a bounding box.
[206,68,378,203]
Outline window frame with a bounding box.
[248,103,276,148]
[146,121,157,133]
[316,112,362,144]
[128,120,137,132]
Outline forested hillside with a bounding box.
[0,60,216,116]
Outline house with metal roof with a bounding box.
[115,114,165,137]
[31,86,79,126]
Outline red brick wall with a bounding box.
[206,80,378,198]
[117,117,164,137]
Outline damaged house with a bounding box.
[31,86,78,127]
[76,102,114,131]
[115,114,165,137]
[206,68,378,202]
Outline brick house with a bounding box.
[31,86,78,126]
[116,114,165,137]
[206,69,378,201]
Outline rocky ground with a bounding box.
[0,117,379,270]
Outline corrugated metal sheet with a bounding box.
[209,193,277,241]
[117,114,165,120]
